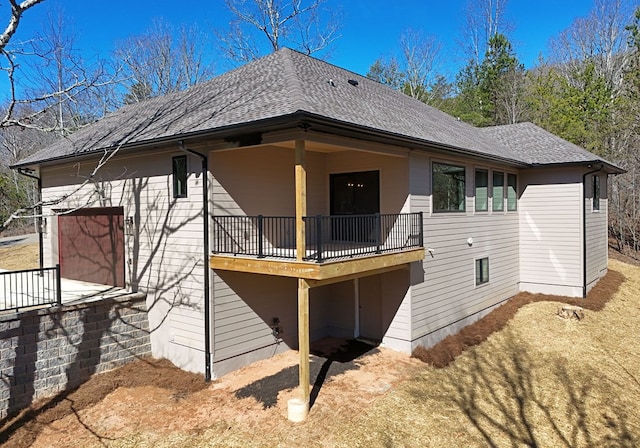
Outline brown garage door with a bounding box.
[58,207,125,287]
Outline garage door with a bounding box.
[58,207,125,287]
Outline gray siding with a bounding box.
[519,168,583,296]
[409,153,520,347]
[41,148,207,373]
[212,272,296,361]
[585,174,608,289]
[208,145,411,374]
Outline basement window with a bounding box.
[173,155,188,198]
[475,257,489,286]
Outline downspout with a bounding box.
[178,141,212,382]
[17,168,43,271]
[582,164,602,299]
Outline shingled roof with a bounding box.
[481,122,622,171]
[14,48,622,172]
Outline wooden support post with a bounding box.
[298,278,310,405]
[295,140,306,261]
[290,139,310,422]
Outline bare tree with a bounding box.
[461,0,512,65]
[2,1,117,132]
[367,29,444,106]
[0,0,43,52]
[1,0,46,127]
[549,0,633,92]
[496,66,526,124]
[217,0,341,63]
[400,29,442,103]
[115,18,215,103]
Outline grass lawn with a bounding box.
[0,243,38,270]
[334,259,640,447]
[1,246,639,447]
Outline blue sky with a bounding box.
[7,0,595,82]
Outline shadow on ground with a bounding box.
[234,339,378,409]
[407,328,638,447]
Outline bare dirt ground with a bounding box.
[0,243,638,447]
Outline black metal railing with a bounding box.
[211,212,423,263]
[0,265,62,312]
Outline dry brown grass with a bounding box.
[412,267,624,368]
[1,258,638,447]
[335,258,640,447]
[0,243,38,270]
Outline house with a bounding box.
[13,48,623,412]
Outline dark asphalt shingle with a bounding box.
[481,121,617,166]
[15,48,622,172]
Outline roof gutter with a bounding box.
[17,168,44,271]
[178,141,212,382]
[582,164,603,299]
[12,110,531,170]
[297,112,530,168]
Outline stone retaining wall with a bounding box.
[0,293,150,419]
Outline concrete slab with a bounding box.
[0,233,38,248]
[0,267,136,311]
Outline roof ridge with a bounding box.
[279,48,308,112]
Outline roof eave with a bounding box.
[297,112,529,168]
[10,112,309,169]
[529,160,626,175]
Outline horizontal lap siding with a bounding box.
[381,269,411,346]
[41,149,206,372]
[519,169,582,292]
[212,273,296,361]
[409,153,519,342]
[209,148,301,364]
[412,213,519,339]
[586,206,607,283]
[209,146,411,364]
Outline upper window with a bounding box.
[433,162,465,212]
[475,257,489,286]
[173,155,188,198]
[507,173,517,211]
[592,174,600,211]
[475,169,488,212]
[492,171,504,212]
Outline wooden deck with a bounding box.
[209,247,425,286]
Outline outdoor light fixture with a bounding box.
[125,216,134,236]
[38,217,47,236]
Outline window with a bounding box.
[475,257,489,286]
[433,162,465,212]
[172,155,188,198]
[492,171,504,212]
[592,174,600,211]
[507,173,517,211]
[475,169,488,212]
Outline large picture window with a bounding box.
[475,169,488,212]
[172,155,188,198]
[433,162,465,212]
[507,173,517,211]
[492,171,504,212]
